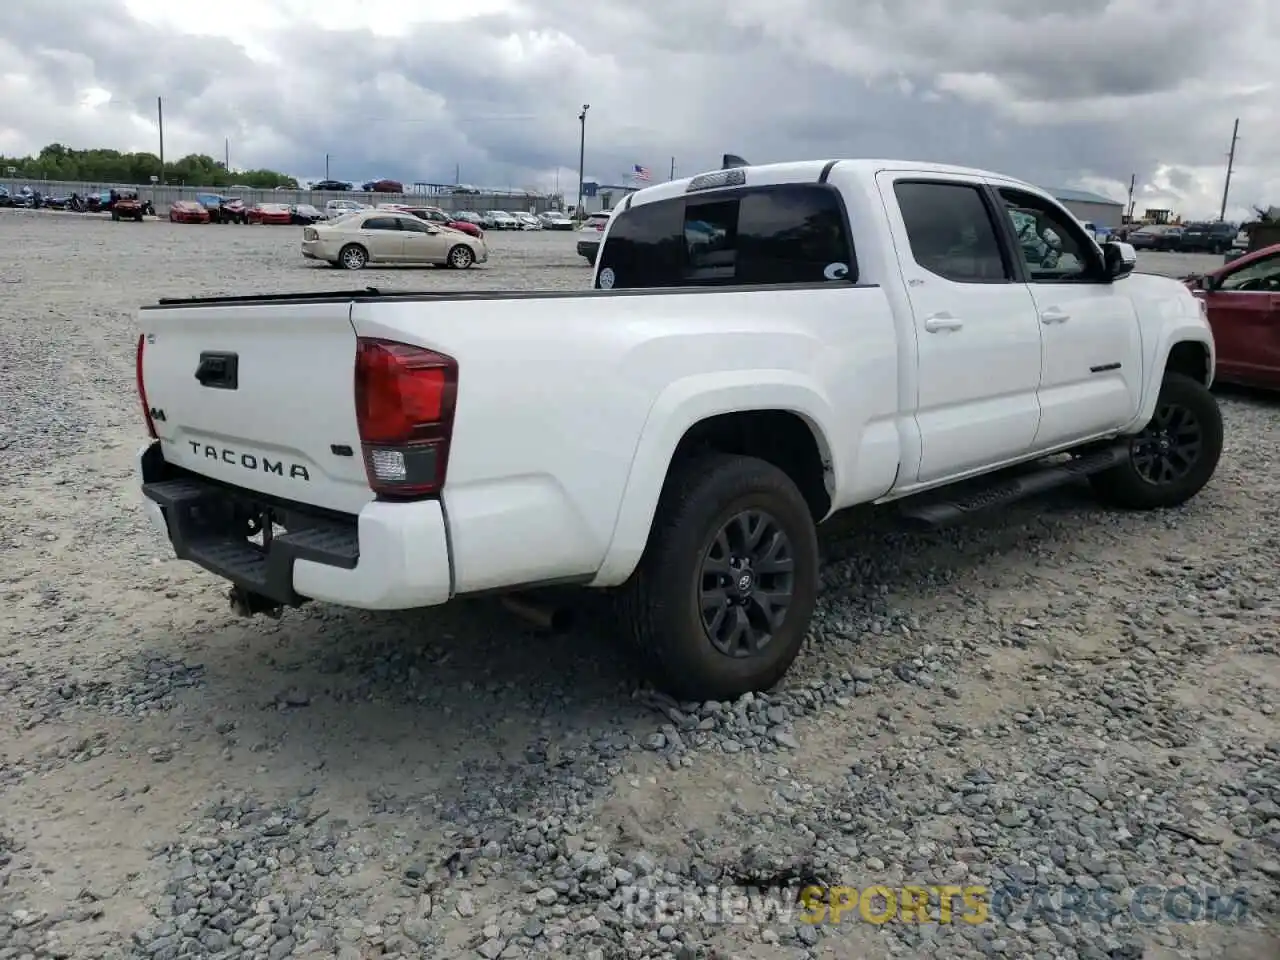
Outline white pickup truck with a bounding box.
[135,157,1221,702]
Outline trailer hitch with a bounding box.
[228,585,283,619]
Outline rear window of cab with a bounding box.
[595,184,856,289]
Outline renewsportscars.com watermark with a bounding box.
[618,882,1253,927]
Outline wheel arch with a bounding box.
[1128,327,1214,431]
[590,377,839,587]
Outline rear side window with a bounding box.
[596,184,856,289]
[894,181,1012,283]
[363,217,400,231]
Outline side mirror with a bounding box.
[1102,240,1137,280]
[425,225,440,234]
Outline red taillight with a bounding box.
[136,334,157,439]
[353,338,458,499]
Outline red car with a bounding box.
[403,206,484,238]
[247,203,293,225]
[1187,242,1280,389]
[169,200,210,224]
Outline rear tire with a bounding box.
[338,244,368,270]
[1089,372,1222,510]
[616,453,819,702]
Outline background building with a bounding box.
[577,181,638,215]
[1043,186,1125,228]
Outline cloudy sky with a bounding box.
[1,0,1276,219]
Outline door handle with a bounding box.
[1040,308,1070,324]
[924,313,964,332]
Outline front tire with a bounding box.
[447,245,475,269]
[1089,372,1223,510]
[616,453,819,702]
[338,244,368,270]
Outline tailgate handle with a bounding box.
[195,352,238,390]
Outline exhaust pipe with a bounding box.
[228,585,283,619]
[500,593,573,633]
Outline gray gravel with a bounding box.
[0,210,1276,960]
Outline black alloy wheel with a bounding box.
[1089,372,1223,510]
[1130,402,1202,486]
[616,452,819,702]
[698,510,795,657]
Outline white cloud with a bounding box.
[0,0,1275,219]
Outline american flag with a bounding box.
[631,164,651,182]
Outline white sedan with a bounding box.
[538,211,573,230]
[301,210,488,270]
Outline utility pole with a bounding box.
[455,162,460,185]
[224,138,229,171]
[325,154,330,180]
[157,97,165,184]
[576,104,589,219]
[670,157,675,180]
[1219,118,1240,222]
[1125,173,1136,223]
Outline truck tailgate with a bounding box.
[139,299,373,515]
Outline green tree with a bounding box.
[0,143,297,188]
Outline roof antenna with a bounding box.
[722,154,749,170]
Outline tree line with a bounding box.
[1,143,297,189]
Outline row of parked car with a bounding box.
[167,196,328,225]
[1125,221,1244,254]
[162,193,576,234]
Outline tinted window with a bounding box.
[736,188,853,284]
[998,188,1100,282]
[595,200,685,288]
[399,218,431,233]
[597,185,856,289]
[363,217,400,231]
[894,182,1011,283]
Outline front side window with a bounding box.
[998,188,1100,282]
[1218,253,1280,292]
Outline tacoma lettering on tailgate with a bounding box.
[188,441,310,480]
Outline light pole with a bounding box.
[576,104,589,219]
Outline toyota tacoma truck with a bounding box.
[135,157,1221,702]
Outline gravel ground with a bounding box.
[0,211,1276,960]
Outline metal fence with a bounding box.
[2,179,559,215]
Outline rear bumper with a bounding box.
[137,440,452,610]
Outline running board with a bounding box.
[896,445,1128,527]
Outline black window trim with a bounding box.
[891,177,1019,286]
[600,181,862,288]
[988,184,1107,285]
